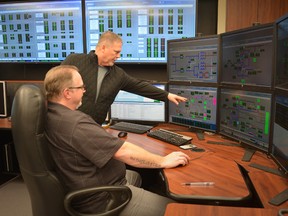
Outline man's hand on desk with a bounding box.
[114,142,190,169]
[161,151,191,168]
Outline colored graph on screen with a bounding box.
[220,89,272,150]
[169,85,217,131]
[168,36,218,83]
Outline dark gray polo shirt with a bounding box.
[45,102,126,213]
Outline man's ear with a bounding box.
[100,44,107,53]
[63,88,72,99]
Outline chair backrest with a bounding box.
[11,84,69,216]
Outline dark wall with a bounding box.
[197,0,218,36]
[0,0,218,81]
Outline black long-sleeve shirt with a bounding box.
[61,51,168,125]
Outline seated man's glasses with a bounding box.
[68,84,86,90]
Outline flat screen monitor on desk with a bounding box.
[167,35,219,83]
[111,83,167,125]
[220,23,274,87]
[269,89,288,206]
[271,91,288,175]
[0,81,7,117]
[168,84,218,132]
[275,13,288,90]
[0,0,84,63]
[219,88,272,161]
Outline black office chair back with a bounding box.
[11,84,69,216]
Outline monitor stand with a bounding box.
[248,163,287,206]
[268,188,288,206]
[241,148,256,162]
[249,163,283,176]
[188,128,205,140]
[196,131,205,140]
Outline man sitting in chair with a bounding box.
[44,65,190,216]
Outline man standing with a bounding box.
[61,31,187,125]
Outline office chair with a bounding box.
[278,209,288,216]
[11,85,132,216]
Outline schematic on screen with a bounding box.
[85,0,196,63]
[275,14,288,90]
[0,0,83,63]
[271,94,288,173]
[168,85,217,132]
[168,35,219,83]
[219,88,272,151]
[221,24,274,87]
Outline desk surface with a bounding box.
[163,154,250,201]
[164,203,279,216]
[0,118,11,129]
[2,118,288,212]
[106,123,288,211]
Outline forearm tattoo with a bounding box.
[130,156,161,168]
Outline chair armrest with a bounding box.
[278,209,288,216]
[64,185,132,216]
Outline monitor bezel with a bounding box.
[168,82,219,133]
[274,13,288,91]
[84,0,198,65]
[0,81,8,117]
[218,85,274,154]
[110,81,168,126]
[167,34,220,83]
[0,0,85,64]
[219,23,275,89]
[269,88,288,176]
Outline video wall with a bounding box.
[0,0,197,63]
[0,0,83,62]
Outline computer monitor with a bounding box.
[269,89,288,205]
[5,80,44,117]
[167,35,219,83]
[111,82,167,124]
[168,84,218,132]
[275,13,288,90]
[271,90,288,175]
[85,0,196,64]
[0,0,84,63]
[0,81,7,117]
[219,88,272,160]
[220,23,274,87]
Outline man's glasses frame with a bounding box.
[67,84,86,90]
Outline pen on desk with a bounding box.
[181,182,215,186]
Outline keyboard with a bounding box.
[110,122,154,134]
[147,128,192,146]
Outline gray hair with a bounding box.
[96,31,122,49]
[44,65,79,100]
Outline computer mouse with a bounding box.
[118,131,128,138]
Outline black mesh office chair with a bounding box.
[11,85,132,216]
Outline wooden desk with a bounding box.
[107,123,288,212]
[2,120,288,212]
[164,203,279,216]
[0,118,11,130]
[162,154,251,205]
